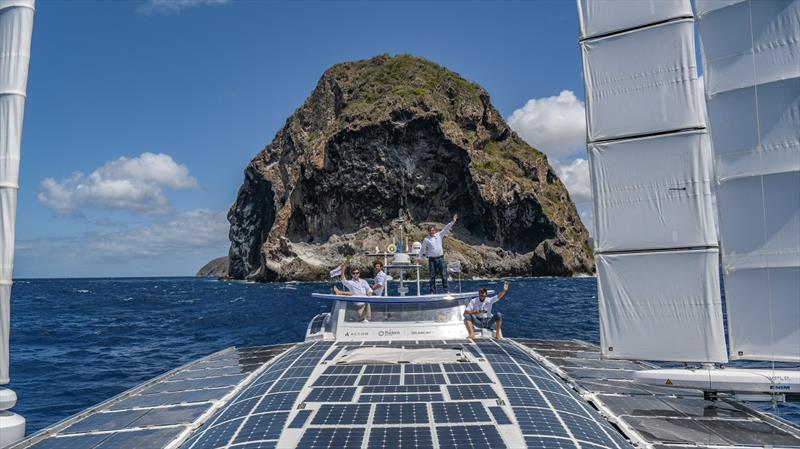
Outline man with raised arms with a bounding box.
[334,265,372,321]
[464,280,509,340]
[418,214,457,294]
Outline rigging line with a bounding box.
[747,0,777,371]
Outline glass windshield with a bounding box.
[343,300,464,323]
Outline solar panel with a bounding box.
[252,392,299,413]
[497,373,534,388]
[141,375,245,394]
[443,363,481,373]
[489,406,513,425]
[91,427,184,449]
[287,410,313,429]
[358,375,401,386]
[492,362,524,374]
[523,435,579,449]
[232,412,289,444]
[305,387,357,402]
[323,365,362,375]
[541,391,588,415]
[223,442,277,449]
[271,376,308,392]
[445,372,492,384]
[372,403,429,424]
[362,385,440,393]
[313,375,358,387]
[403,364,442,373]
[133,403,209,427]
[432,401,491,423]
[558,413,616,447]
[62,410,149,434]
[502,388,549,408]
[214,398,259,424]
[368,427,434,449]
[447,384,498,400]
[359,393,444,403]
[283,366,315,379]
[512,406,564,436]
[436,425,507,449]
[364,365,401,374]
[404,373,446,385]
[182,417,243,449]
[297,427,365,449]
[311,404,371,425]
[109,387,233,410]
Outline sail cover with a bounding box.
[697,0,800,362]
[578,0,728,362]
[0,0,34,384]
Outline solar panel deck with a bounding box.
[10,339,800,449]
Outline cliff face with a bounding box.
[227,54,593,281]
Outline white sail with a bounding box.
[578,0,728,363]
[0,0,34,385]
[697,0,800,362]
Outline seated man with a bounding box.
[334,265,372,321]
[464,281,509,340]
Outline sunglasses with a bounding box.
[352,271,360,274]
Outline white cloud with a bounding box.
[17,209,229,262]
[554,157,592,204]
[507,90,586,159]
[38,153,198,216]
[138,0,229,15]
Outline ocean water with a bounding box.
[7,276,799,434]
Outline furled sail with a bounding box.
[578,0,728,362]
[0,0,34,385]
[697,0,800,362]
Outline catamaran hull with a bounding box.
[634,367,800,394]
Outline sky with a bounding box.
[14,0,594,278]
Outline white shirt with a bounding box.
[372,270,387,296]
[342,278,372,296]
[418,220,455,258]
[467,295,499,319]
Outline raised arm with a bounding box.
[439,214,458,237]
[496,281,510,302]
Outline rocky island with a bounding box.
[213,54,593,281]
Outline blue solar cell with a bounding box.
[558,413,614,447]
[224,442,277,449]
[542,391,588,415]
[368,427,433,449]
[283,366,315,378]
[492,362,524,374]
[535,378,571,394]
[237,382,274,401]
[184,417,242,449]
[232,412,289,444]
[404,373,446,385]
[323,365,362,375]
[62,410,149,434]
[404,364,442,373]
[359,393,444,403]
[324,347,343,361]
[297,427,365,449]
[503,388,549,408]
[512,406,563,436]
[287,410,313,429]
[445,372,492,384]
[358,375,401,386]
[109,387,232,410]
[447,384,498,400]
[372,403,429,424]
[94,428,184,449]
[497,373,534,388]
[313,375,358,387]
[436,425,506,449]
[364,365,401,374]
[432,401,490,423]
[443,363,482,373]
[252,392,299,413]
[272,376,308,392]
[523,435,579,449]
[214,397,259,424]
[489,406,513,425]
[27,434,110,449]
[311,404,371,425]
[362,385,440,393]
[305,387,357,402]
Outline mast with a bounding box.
[577,0,728,363]
[0,0,34,446]
[696,0,800,362]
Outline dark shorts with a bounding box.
[466,312,502,330]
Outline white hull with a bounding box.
[634,367,800,394]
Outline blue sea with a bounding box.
[8,277,799,434]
